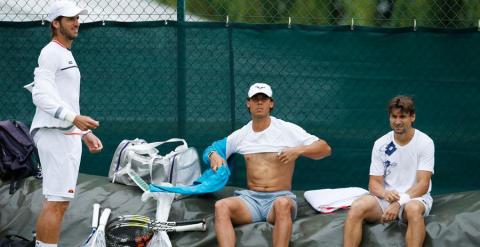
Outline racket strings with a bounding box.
[106,223,153,246]
[105,216,206,245]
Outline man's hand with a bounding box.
[381,202,401,223]
[383,190,400,202]
[73,115,99,131]
[82,132,103,153]
[277,147,302,164]
[209,152,226,172]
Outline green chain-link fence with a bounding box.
[1,1,479,194]
[2,0,480,28]
[169,0,480,28]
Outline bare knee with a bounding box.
[273,197,293,218]
[347,196,376,220]
[216,199,244,223]
[215,199,231,216]
[404,202,424,224]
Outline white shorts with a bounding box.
[34,128,82,199]
[375,193,433,221]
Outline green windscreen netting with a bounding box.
[1,21,478,194]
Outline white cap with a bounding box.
[248,83,273,98]
[47,0,88,22]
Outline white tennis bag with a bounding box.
[108,138,201,187]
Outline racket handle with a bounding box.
[92,203,100,228]
[175,218,206,226]
[173,222,207,232]
[97,208,112,231]
[152,218,205,227]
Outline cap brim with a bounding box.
[62,7,88,17]
[248,92,272,98]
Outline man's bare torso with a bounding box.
[244,152,294,192]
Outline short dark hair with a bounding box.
[388,95,415,115]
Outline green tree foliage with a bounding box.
[289,0,336,25]
[340,0,379,26]
[157,0,480,28]
[389,0,430,27]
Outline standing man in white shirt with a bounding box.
[204,83,332,247]
[30,1,103,246]
[343,95,435,247]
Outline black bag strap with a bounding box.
[168,153,179,183]
[1,234,35,247]
[4,234,30,242]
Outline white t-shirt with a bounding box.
[31,41,81,132]
[225,116,319,157]
[370,129,435,193]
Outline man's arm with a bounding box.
[401,139,434,203]
[369,175,400,202]
[32,68,77,122]
[278,139,331,164]
[33,54,99,131]
[203,138,228,171]
[377,171,432,223]
[369,175,402,223]
[405,170,432,199]
[405,139,434,199]
[301,139,332,160]
[82,132,103,153]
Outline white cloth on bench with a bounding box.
[304,187,369,213]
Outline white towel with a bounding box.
[304,187,369,213]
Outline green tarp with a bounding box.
[1,174,479,246]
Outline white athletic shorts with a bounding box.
[375,193,433,221]
[33,128,82,199]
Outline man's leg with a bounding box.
[34,129,80,246]
[35,200,70,244]
[402,201,426,247]
[267,196,295,247]
[343,195,383,247]
[214,197,253,247]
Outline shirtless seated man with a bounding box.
[204,83,331,247]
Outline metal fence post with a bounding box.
[228,18,236,132]
[177,0,186,137]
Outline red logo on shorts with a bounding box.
[68,189,75,193]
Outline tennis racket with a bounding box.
[105,215,206,246]
[81,203,101,246]
[90,208,112,247]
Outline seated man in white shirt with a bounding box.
[343,95,435,247]
[204,83,332,247]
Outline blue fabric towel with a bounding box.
[149,165,230,195]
